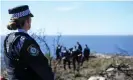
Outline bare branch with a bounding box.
[30,29,52,66]
[115,44,129,56]
[56,32,62,46]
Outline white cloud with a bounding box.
[55,2,83,12]
[55,6,76,11]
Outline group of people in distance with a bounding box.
[55,42,90,71]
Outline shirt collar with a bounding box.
[18,29,27,33]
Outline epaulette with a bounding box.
[4,32,32,61]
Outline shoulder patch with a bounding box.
[27,44,39,56]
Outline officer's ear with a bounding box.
[26,17,31,24]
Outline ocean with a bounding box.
[37,35,133,56]
[1,35,133,57]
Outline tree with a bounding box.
[111,45,132,66]
[52,32,62,58]
[30,30,62,67]
[30,29,52,66]
[52,32,62,73]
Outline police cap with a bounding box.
[8,5,34,19]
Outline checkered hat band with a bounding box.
[11,9,31,18]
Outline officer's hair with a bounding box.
[7,17,30,30]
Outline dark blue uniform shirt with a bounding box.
[4,29,54,80]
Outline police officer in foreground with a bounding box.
[4,5,54,80]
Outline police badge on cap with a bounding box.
[8,5,34,19]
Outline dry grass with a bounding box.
[1,56,133,80]
[53,57,133,80]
